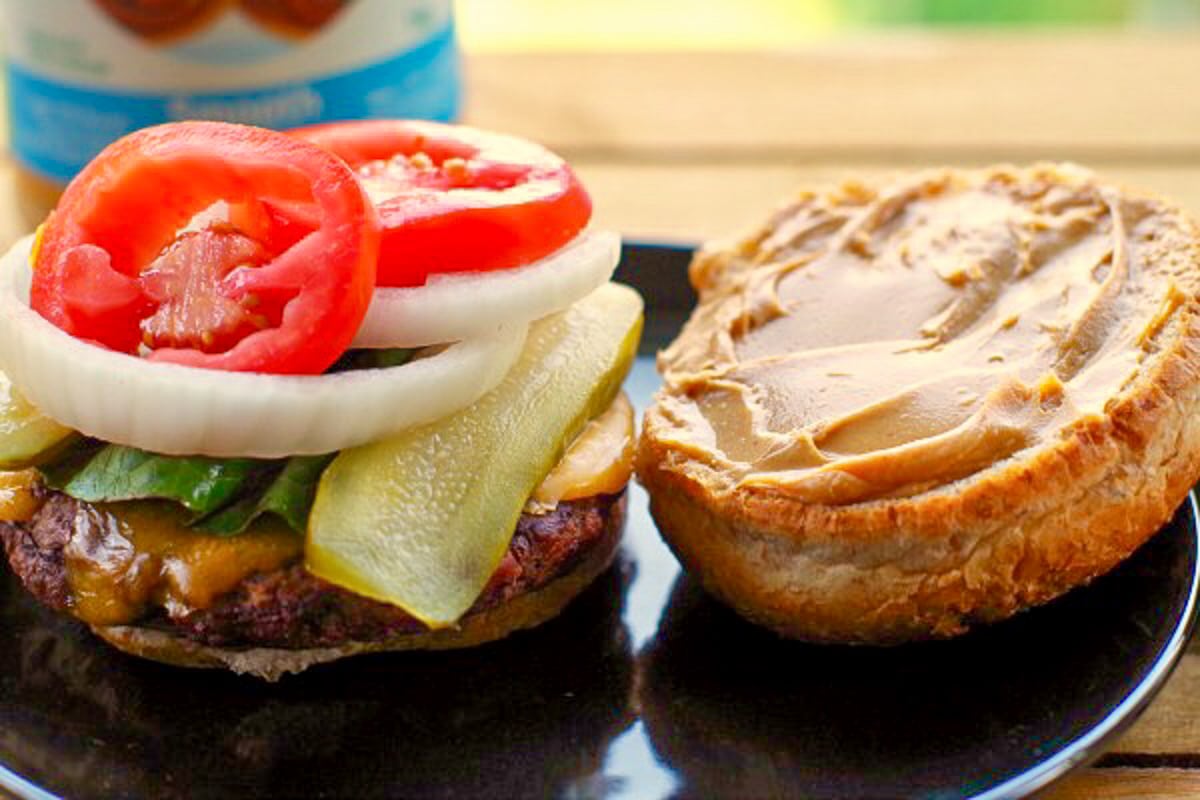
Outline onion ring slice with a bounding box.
[0,236,526,458]
[352,230,620,348]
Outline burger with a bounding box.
[0,119,642,680]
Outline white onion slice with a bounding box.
[0,236,527,458]
[352,229,621,348]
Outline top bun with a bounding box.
[637,164,1200,643]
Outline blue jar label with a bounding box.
[1,0,461,183]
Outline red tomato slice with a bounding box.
[30,122,380,375]
[290,120,592,287]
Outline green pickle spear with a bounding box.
[0,371,74,469]
[306,282,644,627]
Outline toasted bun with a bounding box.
[92,495,625,681]
[637,165,1200,643]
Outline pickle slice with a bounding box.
[0,371,74,469]
[306,282,644,626]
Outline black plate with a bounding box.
[1,243,1198,800]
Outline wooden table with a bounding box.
[0,31,1198,800]
[460,32,1200,799]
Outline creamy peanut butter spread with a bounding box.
[652,165,1199,505]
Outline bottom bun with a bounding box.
[92,496,625,682]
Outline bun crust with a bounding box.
[92,495,625,681]
[637,165,1200,643]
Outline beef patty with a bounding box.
[1,489,625,649]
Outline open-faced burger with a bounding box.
[637,164,1200,644]
[0,119,642,680]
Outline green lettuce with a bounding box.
[194,454,334,535]
[46,445,263,516]
[327,348,415,372]
[43,446,333,536]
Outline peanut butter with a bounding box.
[653,165,1198,505]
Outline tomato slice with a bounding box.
[290,120,592,287]
[30,121,380,375]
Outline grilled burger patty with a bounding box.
[1,488,625,650]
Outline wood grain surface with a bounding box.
[466,33,1200,158]
[0,30,1198,800]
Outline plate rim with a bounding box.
[0,763,59,800]
[971,491,1200,800]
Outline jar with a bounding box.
[1,0,461,225]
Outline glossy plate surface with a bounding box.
[1,243,1198,800]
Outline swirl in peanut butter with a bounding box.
[653,166,1198,504]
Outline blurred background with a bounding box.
[457,0,1200,50]
[451,0,1200,244]
[1,0,1197,244]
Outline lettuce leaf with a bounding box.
[194,454,334,535]
[46,445,264,516]
[43,446,334,535]
[327,347,415,372]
